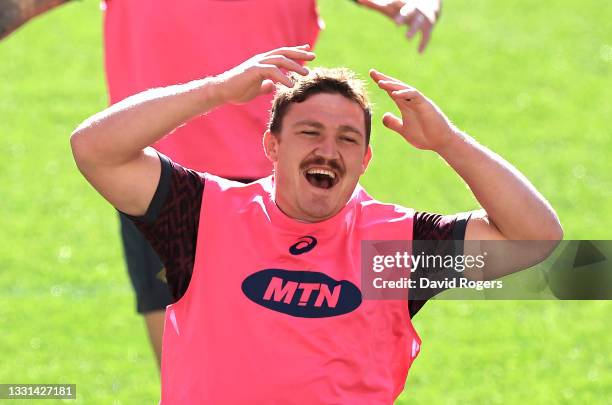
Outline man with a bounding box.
[1,0,443,365]
[71,45,562,403]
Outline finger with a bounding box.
[406,21,421,40]
[264,44,311,53]
[377,79,414,93]
[260,55,309,75]
[369,69,404,85]
[260,65,294,88]
[265,45,316,61]
[399,8,416,31]
[369,69,385,83]
[393,13,405,25]
[418,25,432,53]
[382,112,404,133]
[391,89,422,104]
[406,14,424,39]
[259,79,276,95]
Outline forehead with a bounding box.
[282,93,366,134]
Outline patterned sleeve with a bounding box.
[124,153,205,302]
[408,211,472,318]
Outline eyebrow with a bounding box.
[293,120,364,138]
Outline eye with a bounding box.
[340,136,357,144]
[301,131,319,136]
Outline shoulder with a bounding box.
[166,156,207,189]
[352,188,415,240]
[356,187,415,223]
[199,175,273,216]
[356,186,414,214]
[413,211,472,240]
[201,174,270,197]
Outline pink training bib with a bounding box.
[160,175,421,404]
[102,0,321,178]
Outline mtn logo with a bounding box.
[242,269,362,318]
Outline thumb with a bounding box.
[382,112,404,133]
[259,80,276,95]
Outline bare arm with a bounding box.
[71,45,315,216]
[370,69,563,277]
[370,69,562,241]
[436,134,562,241]
[0,0,69,40]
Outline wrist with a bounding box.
[191,76,226,111]
[434,128,470,159]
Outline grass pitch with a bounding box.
[0,0,610,403]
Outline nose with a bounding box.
[314,135,339,160]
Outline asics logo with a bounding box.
[289,236,317,255]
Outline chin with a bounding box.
[300,200,338,222]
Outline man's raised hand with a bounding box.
[214,45,315,105]
[370,69,456,152]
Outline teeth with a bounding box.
[306,168,336,179]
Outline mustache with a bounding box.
[300,156,345,176]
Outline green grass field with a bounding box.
[0,0,610,403]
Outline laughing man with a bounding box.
[71,45,562,403]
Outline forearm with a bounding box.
[0,0,68,39]
[437,131,563,240]
[70,45,313,216]
[71,78,221,167]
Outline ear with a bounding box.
[263,130,280,163]
[361,145,372,174]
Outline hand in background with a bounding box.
[357,0,441,53]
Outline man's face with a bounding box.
[264,92,372,222]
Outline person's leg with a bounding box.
[118,213,172,369]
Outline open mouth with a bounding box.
[304,168,338,190]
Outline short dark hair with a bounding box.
[268,68,372,146]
